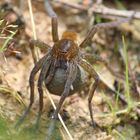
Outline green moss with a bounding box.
[0,116,63,140]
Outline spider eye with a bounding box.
[59,40,72,53]
[59,50,67,53]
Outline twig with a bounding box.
[127,62,140,96]
[94,108,130,118]
[27,0,37,63]
[27,0,37,40]
[0,85,25,105]
[53,0,140,20]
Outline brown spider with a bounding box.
[15,0,132,128]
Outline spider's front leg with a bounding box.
[51,17,59,42]
[44,0,59,42]
[52,62,77,119]
[30,39,51,52]
[79,18,132,48]
[79,59,100,127]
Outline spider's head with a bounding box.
[52,31,79,60]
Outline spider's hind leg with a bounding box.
[83,53,125,80]
[79,59,100,128]
[15,55,48,129]
[35,58,52,129]
[88,76,100,127]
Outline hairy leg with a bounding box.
[45,59,57,85]
[30,39,51,52]
[52,62,77,119]
[51,17,59,42]
[44,0,59,42]
[88,76,100,127]
[15,55,48,128]
[83,53,125,80]
[79,59,100,127]
[79,18,132,48]
[36,58,52,128]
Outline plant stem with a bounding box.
[122,36,131,111]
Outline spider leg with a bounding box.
[30,39,51,52]
[79,18,132,48]
[83,53,125,80]
[88,77,100,128]
[52,62,77,119]
[35,58,52,128]
[45,59,57,85]
[79,59,100,127]
[44,0,59,42]
[15,55,48,128]
[51,17,59,42]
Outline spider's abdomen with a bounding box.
[45,66,88,96]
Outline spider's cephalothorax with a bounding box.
[46,31,87,96]
[52,31,79,60]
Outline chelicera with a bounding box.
[16,0,131,128]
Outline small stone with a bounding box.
[93,95,103,105]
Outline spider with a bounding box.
[15,0,132,128]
